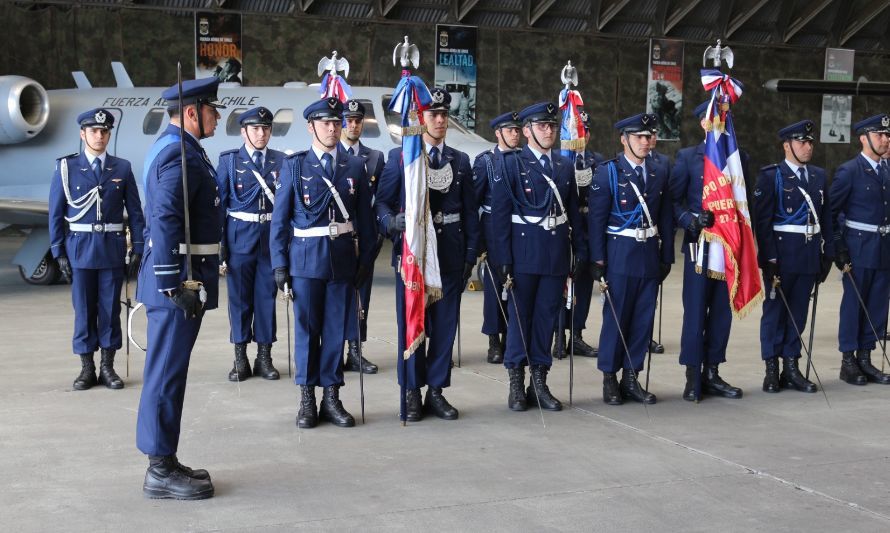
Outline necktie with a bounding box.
[540,154,551,176]
[799,166,807,184]
[253,151,263,170]
[430,147,440,169]
[634,165,645,186]
[91,158,102,179]
[321,153,333,178]
[348,146,355,157]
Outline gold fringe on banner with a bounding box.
[560,138,586,151]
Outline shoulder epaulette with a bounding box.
[474,148,494,160]
[56,152,79,161]
[601,157,620,165]
[220,148,239,157]
[284,150,309,160]
[760,163,779,172]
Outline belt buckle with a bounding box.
[546,215,556,229]
[433,212,443,224]
[93,223,104,233]
[259,213,269,223]
[328,222,339,239]
[635,227,647,242]
[881,225,890,236]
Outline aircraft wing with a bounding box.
[0,185,49,226]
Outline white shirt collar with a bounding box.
[247,146,268,160]
[623,154,646,175]
[861,152,880,171]
[312,145,337,163]
[425,141,445,154]
[341,139,360,152]
[85,152,106,168]
[527,145,551,162]
[784,159,806,176]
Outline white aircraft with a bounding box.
[0,62,492,285]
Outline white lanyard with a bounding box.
[320,175,350,221]
[251,169,275,205]
[60,158,101,223]
[628,180,654,228]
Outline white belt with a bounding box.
[228,211,272,223]
[479,205,492,215]
[68,222,125,233]
[607,225,659,242]
[846,219,890,235]
[511,213,568,228]
[773,223,820,235]
[433,212,461,225]
[148,241,221,255]
[293,221,354,238]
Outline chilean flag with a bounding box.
[388,71,441,359]
[558,87,586,155]
[697,69,763,317]
[319,72,353,102]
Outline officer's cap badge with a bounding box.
[95,111,106,124]
[641,114,652,125]
[327,97,338,109]
[546,103,555,114]
[432,90,445,104]
[883,116,890,128]
[348,100,359,112]
[258,108,269,119]
[511,112,519,121]
[579,110,589,123]
[805,122,813,133]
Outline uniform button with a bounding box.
[201,258,206,263]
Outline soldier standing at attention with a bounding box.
[49,108,145,390]
[217,106,283,382]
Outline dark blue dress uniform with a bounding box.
[376,141,479,391]
[217,106,284,381]
[135,78,225,497]
[588,114,673,406]
[488,102,587,412]
[342,99,386,359]
[270,98,377,429]
[754,120,833,393]
[830,113,890,386]
[670,101,749,400]
[473,111,522,364]
[48,108,145,390]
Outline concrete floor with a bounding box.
[2,231,890,532]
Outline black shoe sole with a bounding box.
[344,365,378,374]
[604,397,623,405]
[228,373,251,382]
[72,382,96,390]
[143,486,214,500]
[509,403,528,412]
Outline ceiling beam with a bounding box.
[726,0,770,38]
[457,0,480,21]
[840,0,890,46]
[827,1,853,47]
[651,0,670,36]
[772,0,796,43]
[665,0,704,34]
[783,0,832,43]
[597,0,632,31]
[377,0,400,17]
[714,0,737,40]
[529,0,557,26]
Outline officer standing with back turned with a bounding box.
[217,106,283,382]
[49,108,145,390]
[136,77,224,500]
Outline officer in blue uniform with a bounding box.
[753,120,833,393]
[49,108,145,391]
[136,77,224,500]
[670,101,747,402]
[830,113,890,386]
[553,109,603,360]
[270,97,377,429]
[489,101,586,412]
[588,113,673,405]
[473,110,522,364]
[645,128,670,355]
[341,98,383,375]
[217,106,282,382]
[376,88,479,421]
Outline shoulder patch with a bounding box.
[760,163,779,171]
[57,152,79,161]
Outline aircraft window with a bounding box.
[352,99,379,138]
[143,108,167,135]
[226,108,247,136]
[273,109,293,137]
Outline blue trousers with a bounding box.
[559,267,593,331]
[679,255,732,366]
[597,273,657,373]
[346,262,375,342]
[838,266,890,352]
[291,277,350,387]
[481,261,507,335]
[760,273,816,359]
[503,273,563,369]
[71,267,124,354]
[226,250,277,344]
[394,270,461,389]
[136,305,203,457]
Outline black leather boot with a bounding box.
[405,388,423,422]
[619,370,656,404]
[228,343,252,382]
[345,340,378,374]
[143,455,214,500]
[857,349,890,384]
[526,365,562,411]
[840,351,867,385]
[73,353,97,390]
[762,357,781,393]
[487,334,504,364]
[781,357,817,392]
[253,343,280,380]
[551,329,567,360]
[424,387,459,420]
[507,367,527,411]
[682,365,701,402]
[319,385,355,427]
[570,330,597,357]
[296,386,318,428]
[97,349,124,389]
[172,454,210,480]
[649,339,665,354]
[603,372,622,405]
[703,364,743,398]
